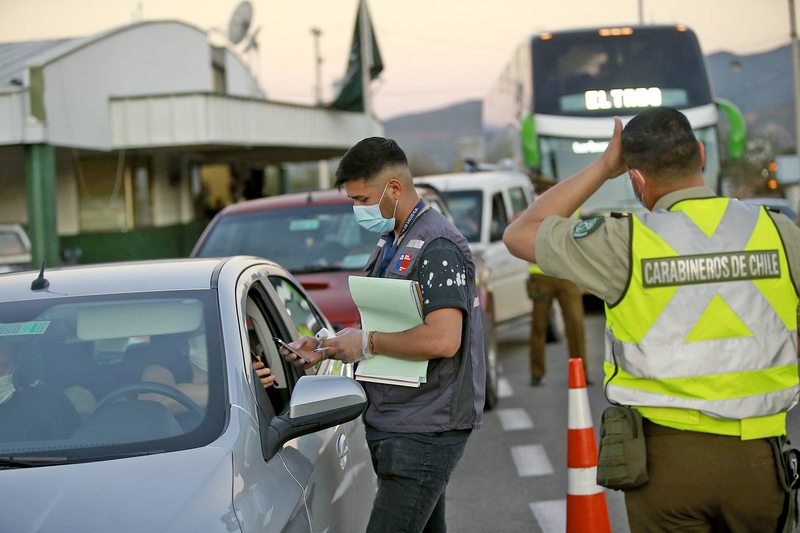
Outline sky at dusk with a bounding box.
[0,0,795,119]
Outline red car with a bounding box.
[192,189,370,330]
[191,186,499,409]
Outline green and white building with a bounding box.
[0,20,381,266]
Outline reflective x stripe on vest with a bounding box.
[604,197,799,438]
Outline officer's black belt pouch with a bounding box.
[770,436,800,532]
[596,405,649,490]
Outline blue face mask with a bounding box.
[353,183,398,234]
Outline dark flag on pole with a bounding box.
[329,0,383,112]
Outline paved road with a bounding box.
[446,310,800,532]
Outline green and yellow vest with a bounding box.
[605,197,799,439]
[529,263,544,275]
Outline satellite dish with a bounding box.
[228,1,253,45]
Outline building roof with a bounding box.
[0,38,75,88]
[0,21,202,90]
[0,21,382,153]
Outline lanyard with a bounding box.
[376,199,426,277]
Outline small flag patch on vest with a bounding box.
[394,253,413,273]
[572,217,604,239]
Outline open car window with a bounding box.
[245,292,291,415]
[490,192,509,242]
[268,276,325,341]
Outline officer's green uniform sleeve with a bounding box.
[535,214,630,303]
[770,212,800,295]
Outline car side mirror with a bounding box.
[264,375,366,457]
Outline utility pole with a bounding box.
[359,0,375,132]
[132,1,143,22]
[791,0,800,154]
[310,27,328,188]
[310,27,323,105]
[638,0,644,25]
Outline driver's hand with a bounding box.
[253,360,277,388]
[319,328,366,364]
[278,336,320,369]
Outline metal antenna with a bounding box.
[31,260,49,291]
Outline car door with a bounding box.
[261,274,375,532]
[484,190,532,322]
[228,274,310,533]
[504,184,535,320]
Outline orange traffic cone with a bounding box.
[566,357,611,533]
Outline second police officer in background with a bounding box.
[527,177,589,386]
[526,262,588,386]
[504,107,800,531]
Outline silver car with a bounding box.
[0,256,376,532]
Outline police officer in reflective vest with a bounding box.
[504,107,800,531]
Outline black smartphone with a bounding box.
[250,347,279,387]
[250,344,264,364]
[273,337,311,364]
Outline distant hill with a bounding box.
[384,100,482,174]
[386,43,796,173]
[706,44,794,148]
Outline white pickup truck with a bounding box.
[414,171,536,325]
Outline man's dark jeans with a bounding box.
[366,436,468,533]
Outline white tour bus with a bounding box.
[483,25,743,216]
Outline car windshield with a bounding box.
[441,190,483,243]
[0,290,225,462]
[196,204,378,272]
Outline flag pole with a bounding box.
[359,0,375,134]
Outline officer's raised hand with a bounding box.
[600,116,627,180]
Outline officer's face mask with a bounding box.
[0,373,15,406]
[353,182,398,234]
[188,334,208,373]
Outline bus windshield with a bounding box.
[533,26,712,116]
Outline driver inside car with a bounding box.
[0,342,80,442]
[142,333,276,414]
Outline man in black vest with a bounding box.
[282,137,485,532]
